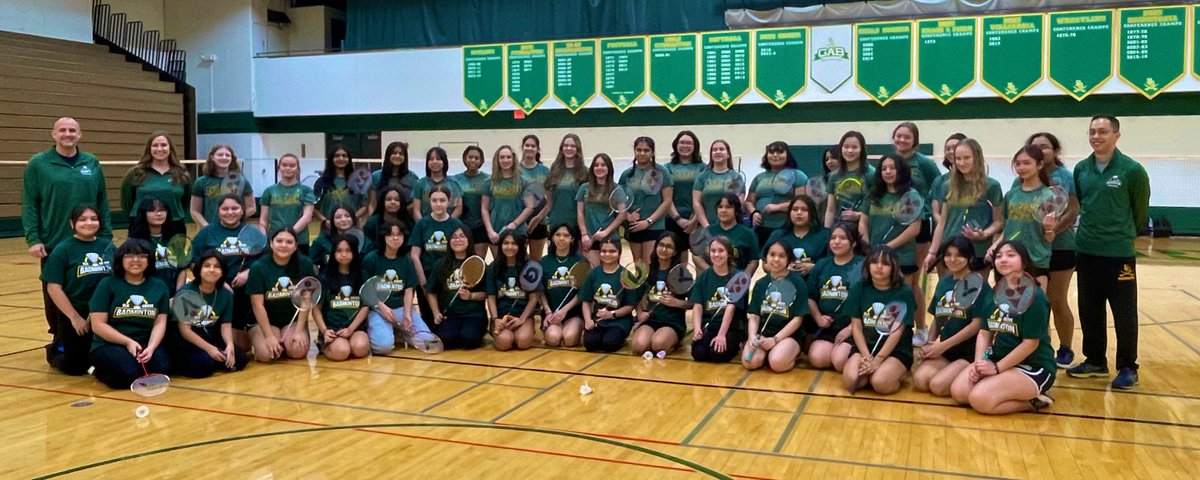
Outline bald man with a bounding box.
[22,118,112,340]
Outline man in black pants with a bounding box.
[1066,115,1150,390]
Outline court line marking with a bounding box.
[489,354,608,423]
[0,333,49,342]
[0,288,42,297]
[724,405,792,414]
[774,370,823,452]
[0,346,42,358]
[1057,383,1200,401]
[419,350,552,413]
[271,360,540,389]
[681,370,751,445]
[0,303,42,310]
[1150,323,1200,358]
[687,441,1016,480]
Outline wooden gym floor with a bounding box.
[1,233,1199,479]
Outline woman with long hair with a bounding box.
[693,139,743,229]
[532,134,587,261]
[630,232,688,356]
[121,132,189,231]
[259,153,316,255]
[171,251,249,377]
[859,154,927,330]
[539,224,586,348]
[576,153,626,266]
[412,146,464,220]
[43,205,113,375]
[841,247,916,395]
[1026,132,1080,368]
[245,228,316,362]
[372,141,419,219]
[748,141,808,251]
[518,134,551,259]
[314,144,368,224]
[127,197,187,294]
[89,239,172,389]
[914,236,990,396]
[427,225,488,350]
[806,222,865,371]
[992,145,1058,290]
[666,131,706,254]
[923,138,1004,274]
[190,144,255,227]
[620,136,675,265]
[824,131,874,228]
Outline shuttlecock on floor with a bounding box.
[656,350,667,359]
[135,405,149,418]
[579,381,593,395]
[642,351,653,360]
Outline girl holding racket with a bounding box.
[534,134,586,263]
[891,122,943,280]
[539,224,586,348]
[576,153,626,266]
[410,185,466,322]
[483,145,535,252]
[451,145,492,258]
[427,225,488,350]
[580,237,636,353]
[859,154,927,330]
[372,141,419,220]
[190,144,255,227]
[692,139,741,229]
[246,227,316,363]
[190,195,259,345]
[698,193,759,275]
[259,153,316,256]
[689,236,747,363]
[1026,132,1079,368]
[631,232,689,356]
[487,233,538,351]
[620,137,675,265]
[993,145,1058,290]
[950,240,1056,414]
[914,236,991,396]
[412,146,464,220]
[364,185,409,248]
[364,220,431,354]
[128,197,186,294]
[841,247,916,395]
[89,239,171,389]
[806,222,866,371]
[42,205,113,375]
[172,251,248,377]
[743,241,809,372]
[824,131,875,228]
[761,195,830,278]
[310,205,371,271]
[748,141,808,251]
[518,134,550,259]
[121,132,190,233]
[313,144,367,223]
[665,132,705,255]
[924,138,1005,273]
[314,235,370,361]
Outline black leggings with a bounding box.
[691,327,747,363]
[433,314,487,350]
[48,311,92,376]
[40,256,59,335]
[170,337,248,378]
[89,343,171,390]
[1077,254,1139,370]
[584,324,628,353]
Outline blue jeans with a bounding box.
[367,306,432,355]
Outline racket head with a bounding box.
[641,167,666,195]
[994,272,1037,315]
[359,275,391,307]
[519,261,544,291]
[806,176,828,200]
[608,186,630,214]
[348,167,373,195]
[1047,185,1069,217]
[236,226,268,256]
[164,235,192,269]
[461,255,486,286]
[344,227,367,252]
[665,264,696,293]
[727,170,748,195]
[620,262,649,290]
[724,271,751,303]
[834,177,865,210]
[893,190,924,225]
[952,272,986,309]
[688,228,715,259]
[130,373,171,397]
[411,331,444,353]
[522,181,548,211]
[221,172,244,196]
[291,276,323,310]
[765,278,798,308]
[873,301,907,334]
[772,169,797,195]
[300,174,319,189]
[171,289,214,327]
[568,261,592,288]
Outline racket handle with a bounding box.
[869,333,886,356]
[553,287,576,312]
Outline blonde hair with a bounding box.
[948,138,987,203]
[491,145,517,179]
[203,144,241,177]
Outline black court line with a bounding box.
[1182,289,1200,304]
[0,303,43,310]
[1056,383,1200,402]
[490,354,609,423]
[681,371,751,445]
[1149,322,1200,358]
[0,333,47,342]
[0,346,42,358]
[773,370,823,453]
[418,350,552,414]
[1149,317,1200,326]
[0,288,43,297]
[724,405,793,414]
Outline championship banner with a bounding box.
[648,34,698,111]
[917,18,977,104]
[1194,5,1200,80]
[599,37,647,112]
[506,42,550,115]
[1118,7,1186,99]
[1048,10,1114,100]
[810,24,853,94]
[701,30,752,110]
[981,14,1044,103]
[553,40,598,114]
[754,27,808,108]
[462,44,504,116]
[855,21,913,106]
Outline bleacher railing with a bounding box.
[91,0,186,83]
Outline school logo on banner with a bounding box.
[810,25,853,93]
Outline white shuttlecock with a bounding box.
[642,351,653,360]
[135,405,149,418]
[656,350,667,359]
[579,381,593,395]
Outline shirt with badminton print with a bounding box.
[520,163,550,189]
[942,177,1003,256]
[245,255,317,327]
[427,257,486,319]
[22,149,112,250]
[314,176,367,220]
[121,169,189,223]
[574,183,616,236]
[640,267,688,335]
[688,268,748,333]
[693,168,743,225]
[981,287,1054,374]
[545,172,584,231]
[901,151,943,218]
[310,232,373,271]
[485,175,528,237]
[807,255,863,333]
[928,275,994,341]
[668,162,706,219]
[372,170,419,196]
[619,163,675,231]
[843,282,916,364]
[191,174,253,226]
[321,272,363,331]
[41,236,114,313]
[412,177,464,218]
[146,235,181,296]
[827,165,876,214]
[761,228,831,271]
[749,168,809,229]
[706,223,760,270]
[260,183,317,246]
[861,191,918,267]
[1001,185,1055,269]
[361,251,417,310]
[89,276,170,351]
[410,216,465,278]
[578,266,636,333]
[451,171,491,230]
[191,223,254,284]
[487,264,532,319]
[748,273,809,339]
[540,253,586,314]
[176,282,233,344]
[1073,148,1150,258]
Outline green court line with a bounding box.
[773,370,823,453]
[272,360,540,389]
[681,370,751,445]
[489,354,609,423]
[418,349,552,413]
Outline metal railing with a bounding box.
[91,0,186,82]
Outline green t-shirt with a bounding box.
[981,287,1054,373]
[486,263,532,318]
[750,168,809,229]
[706,223,759,270]
[321,272,363,330]
[619,163,674,230]
[807,255,864,332]
[578,265,636,332]
[902,152,943,217]
[245,255,317,327]
[688,268,747,332]
[412,176,465,218]
[930,173,949,204]
[942,177,1004,256]
[361,251,418,310]
[22,149,113,251]
[41,237,114,313]
[426,256,487,318]
[122,169,189,222]
[546,173,584,230]
[928,274,994,341]
[484,175,527,236]
[520,162,550,186]
[409,216,465,277]
[175,282,233,345]
[372,169,419,193]
[843,281,916,362]
[310,232,373,270]
[640,267,688,333]
[1002,185,1055,268]
[540,253,586,313]
[575,183,619,236]
[147,235,181,295]
[191,174,252,226]
[314,176,367,219]
[89,276,170,351]
[693,168,742,224]
[761,228,830,271]
[827,166,876,213]
[747,273,809,338]
[862,190,918,267]
[451,171,491,230]
[1048,165,1077,251]
[260,183,316,246]
[1073,149,1150,258]
[668,162,706,219]
[191,223,255,284]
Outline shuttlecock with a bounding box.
[135,405,149,418]
[579,381,593,395]
[642,351,653,360]
[656,350,667,359]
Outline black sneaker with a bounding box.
[1055,347,1074,369]
[1067,362,1110,378]
[1030,393,1054,411]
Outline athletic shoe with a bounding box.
[1111,368,1139,390]
[1030,393,1055,411]
[1066,362,1110,378]
[1055,348,1075,368]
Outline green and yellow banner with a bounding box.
[506,42,550,115]
[700,31,752,110]
[855,21,913,106]
[462,44,504,116]
[553,40,598,113]
[648,34,698,111]
[598,37,646,112]
[917,18,976,104]
[753,27,808,108]
[1048,10,1114,100]
[980,14,1044,103]
[1118,7,1186,99]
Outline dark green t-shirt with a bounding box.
[862,190,918,266]
[260,182,316,246]
[747,272,809,338]
[174,282,233,345]
[578,265,635,332]
[1002,185,1055,268]
[981,287,1054,373]
[750,168,808,229]
[412,176,464,218]
[451,171,490,230]
[89,276,170,351]
[191,174,252,226]
[692,168,743,224]
[619,163,674,230]
[191,223,255,283]
[485,175,527,236]
[941,178,1004,256]
[41,236,114,313]
[707,223,760,270]
[688,268,747,332]
[540,253,586,313]
[546,173,584,230]
[575,183,619,235]
[314,176,366,219]
[807,255,864,333]
[361,251,418,310]
[639,267,688,333]
[761,228,831,271]
[928,274,994,341]
[245,255,317,327]
[147,235,180,295]
[842,281,916,361]
[122,169,189,222]
[827,166,876,213]
[409,216,465,277]
[427,256,487,318]
[668,162,706,219]
[321,272,364,330]
[487,263,532,318]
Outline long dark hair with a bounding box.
[320,234,364,289]
[992,239,1036,278]
[547,223,579,257]
[112,238,156,280]
[425,146,449,178]
[670,130,702,165]
[836,131,868,175]
[1026,132,1063,168]
[322,204,357,237]
[492,232,528,279]
[126,131,189,186]
[829,221,868,257]
[373,185,412,229]
[128,196,184,242]
[380,141,411,186]
[430,225,474,297]
[863,246,903,289]
[190,249,229,290]
[868,154,913,204]
[647,231,683,281]
[937,234,985,272]
[1012,145,1052,187]
[760,141,797,170]
[545,133,586,190]
[787,195,822,232]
